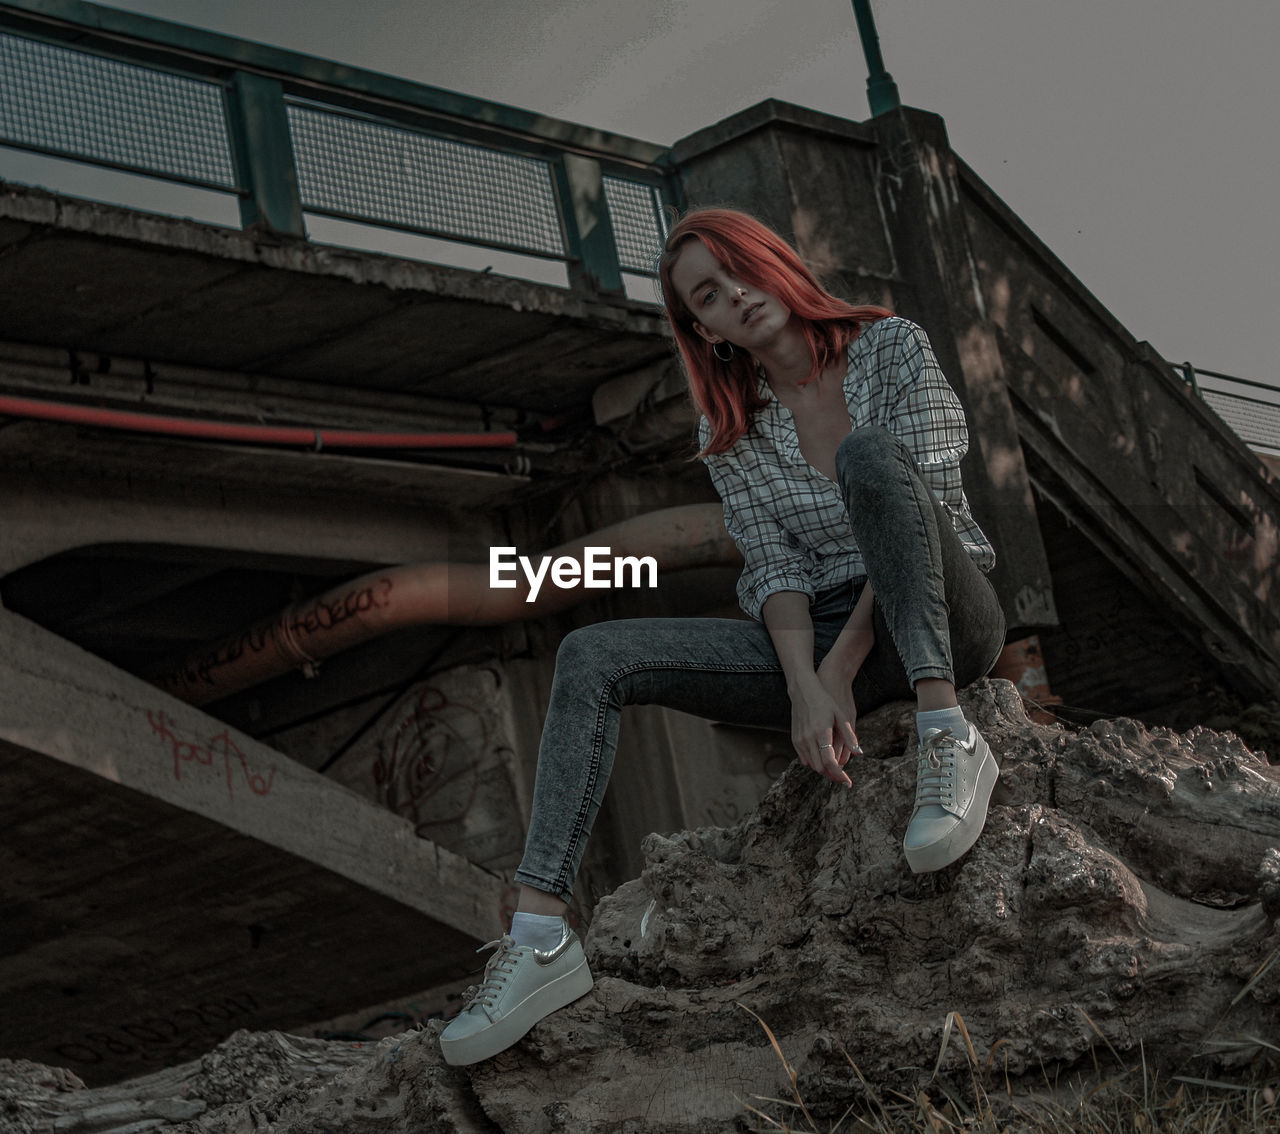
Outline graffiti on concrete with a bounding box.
[1013,583,1056,627]
[147,710,276,799]
[371,683,488,836]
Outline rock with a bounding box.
[469,680,1279,1131]
[6,679,1279,1132]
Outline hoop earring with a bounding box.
[712,341,735,363]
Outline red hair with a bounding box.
[659,208,891,455]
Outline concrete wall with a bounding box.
[953,139,1279,701]
[668,99,1279,710]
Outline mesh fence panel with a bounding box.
[1202,391,1280,453]
[288,103,565,256]
[603,176,668,275]
[0,29,673,275]
[0,32,235,186]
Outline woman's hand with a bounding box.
[816,652,862,754]
[805,578,875,777]
[761,590,864,788]
[787,672,858,788]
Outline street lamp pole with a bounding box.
[850,0,902,115]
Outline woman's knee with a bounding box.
[951,592,1007,687]
[836,425,901,503]
[554,622,620,675]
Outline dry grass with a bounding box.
[735,987,1280,1134]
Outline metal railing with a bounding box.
[0,0,676,298]
[1177,362,1280,457]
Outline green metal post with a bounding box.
[1181,361,1202,397]
[850,0,902,116]
[554,153,624,297]
[225,71,306,237]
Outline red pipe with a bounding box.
[0,393,518,450]
[153,503,741,705]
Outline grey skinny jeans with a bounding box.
[514,426,1006,902]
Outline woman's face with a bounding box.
[667,238,792,353]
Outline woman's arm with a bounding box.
[763,591,857,788]
[700,421,817,620]
[701,423,856,785]
[818,580,875,684]
[813,581,873,762]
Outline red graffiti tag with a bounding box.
[147,710,275,799]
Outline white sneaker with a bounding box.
[903,724,999,873]
[439,919,593,1066]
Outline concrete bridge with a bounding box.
[1,0,1276,1084]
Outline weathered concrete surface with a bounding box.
[5,680,1277,1132]
[0,456,503,577]
[0,606,506,1085]
[0,182,669,413]
[953,145,1280,696]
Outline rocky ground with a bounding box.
[4,678,1279,1133]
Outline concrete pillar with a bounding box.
[868,106,1057,632]
[672,101,895,303]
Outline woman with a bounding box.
[440,208,1006,1066]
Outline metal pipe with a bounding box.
[152,503,742,705]
[0,393,519,450]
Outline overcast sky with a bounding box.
[29,1,1280,390]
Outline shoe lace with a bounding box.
[459,935,518,1010]
[915,727,958,808]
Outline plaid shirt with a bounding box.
[700,316,996,621]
